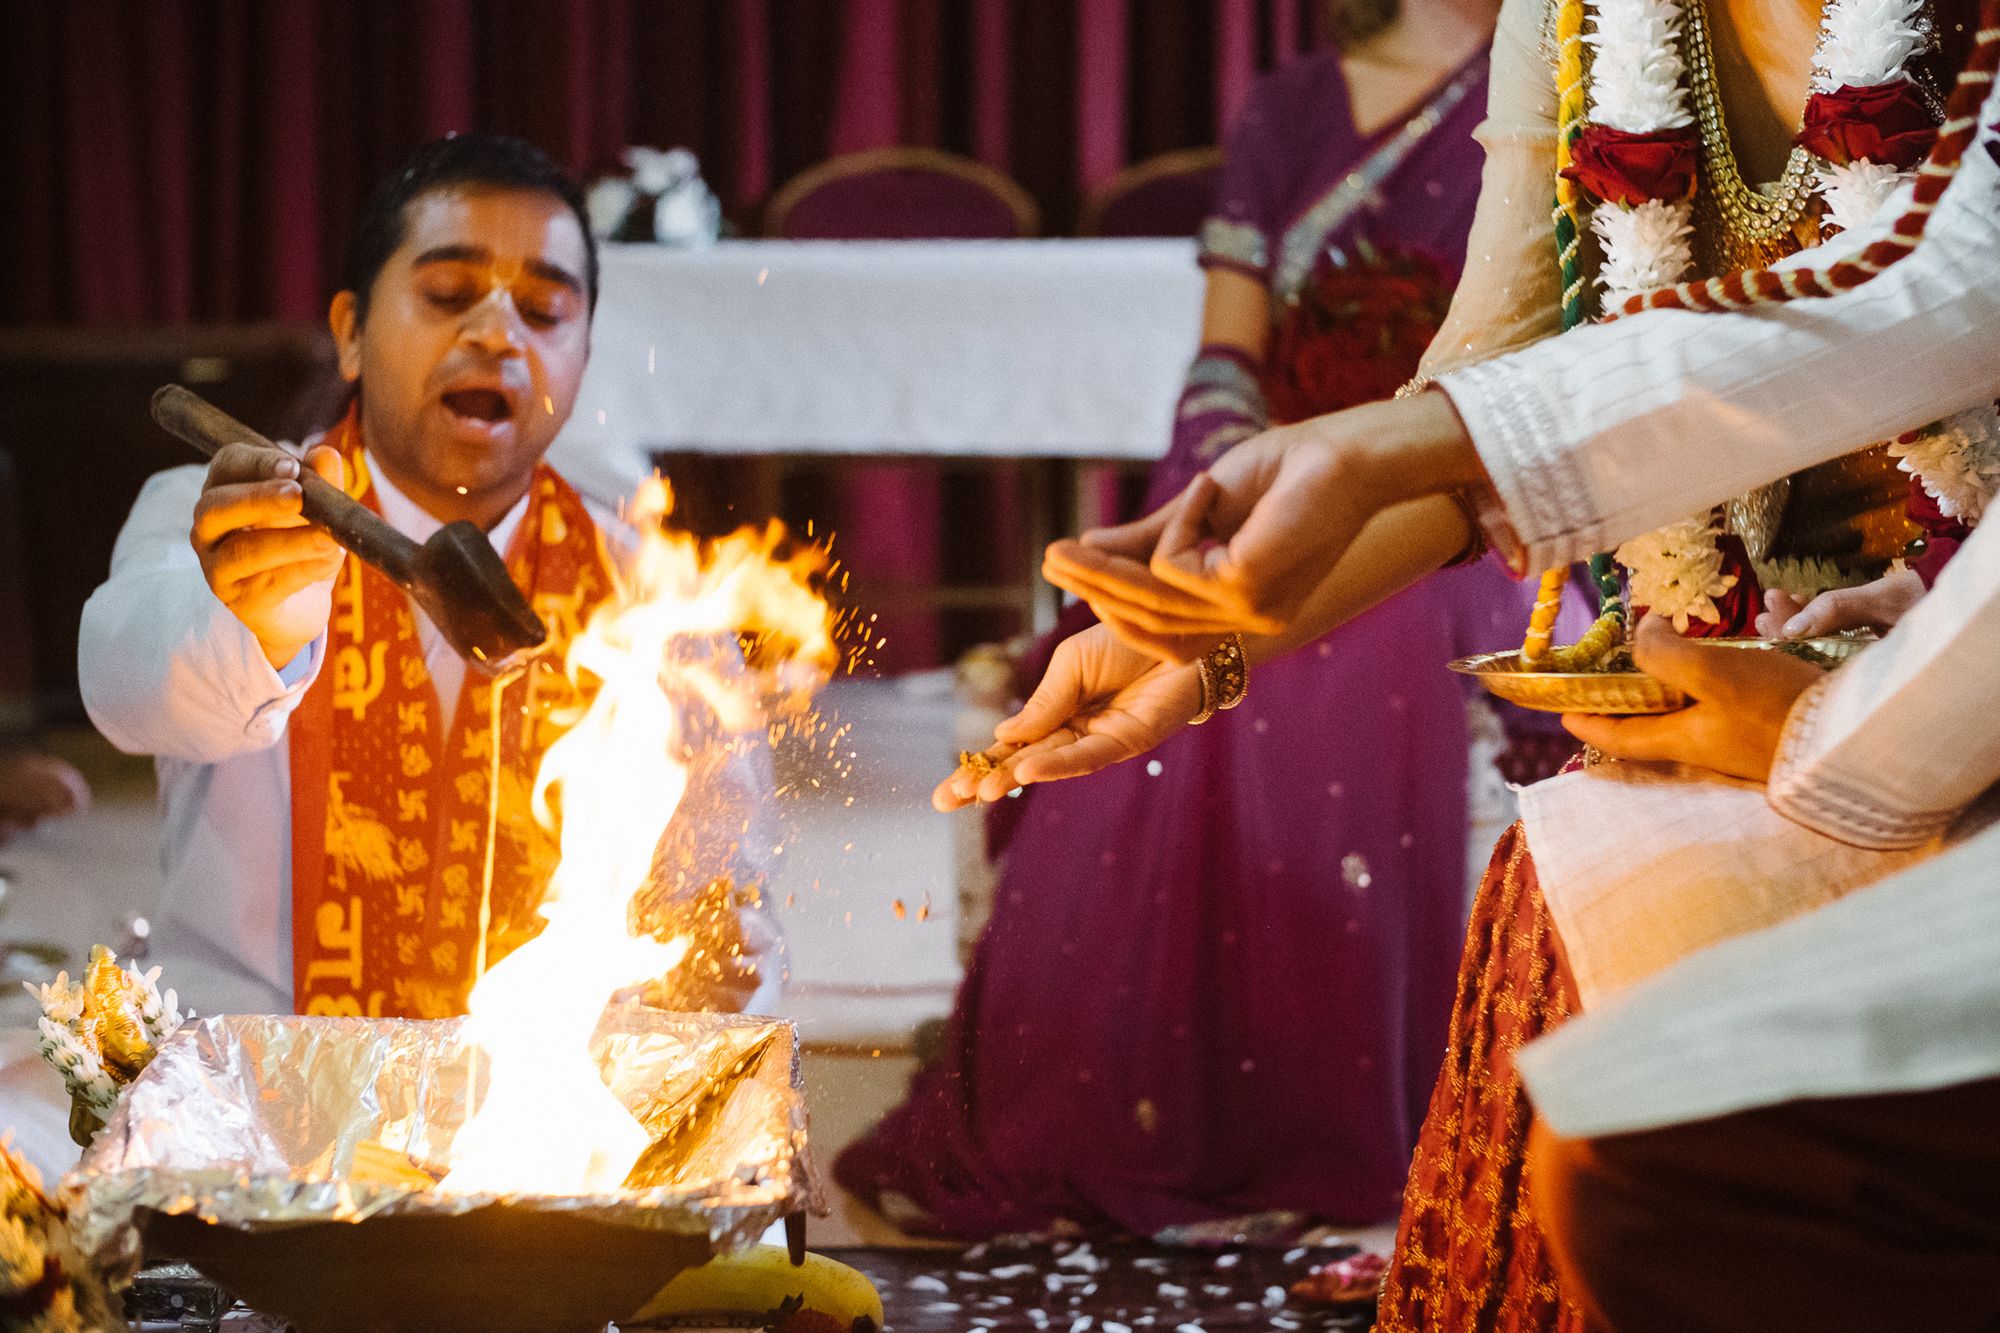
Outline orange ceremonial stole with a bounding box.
[287,407,613,1018]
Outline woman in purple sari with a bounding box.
[835,1,1566,1239]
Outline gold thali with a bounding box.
[1449,635,1871,715]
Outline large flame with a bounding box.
[441,478,834,1196]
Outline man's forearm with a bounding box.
[1339,391,1492,510]
[1245,493,1473,666]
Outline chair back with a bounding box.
[1078,147,1224,238]
[764,147,1039,240]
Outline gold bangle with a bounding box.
[1189,634,1248,725]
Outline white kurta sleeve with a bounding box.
[1765,517,2000,848]
[78,465,326,763]
[1441,80,2000,571]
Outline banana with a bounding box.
[627,1244,884,1330]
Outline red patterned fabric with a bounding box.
[1262,247,1457,424]
[1377,824,1586,1333]
[287,406,614,1019]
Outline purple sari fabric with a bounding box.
[836,48,1568,1237]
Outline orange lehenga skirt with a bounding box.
[1375,822,1587,1333]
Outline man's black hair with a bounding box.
[343,132,598,322]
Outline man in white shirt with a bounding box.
[80,134,781,1019]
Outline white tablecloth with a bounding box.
[549,239,1202,497]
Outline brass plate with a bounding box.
[1449,636,1870,715]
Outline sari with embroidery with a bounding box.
[835,46,1567,1238]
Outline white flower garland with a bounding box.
[1582,0,1697,308]
[1815,159,1912,231]
[1890,404,2000,523]
[1584,0,1694,129]
[1614,516,1740,632]
[1593,198,1696,299]
[1813,0,1930,90]
[1582,0,1999,617]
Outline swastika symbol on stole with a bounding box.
[395,881,426,920]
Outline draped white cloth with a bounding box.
[547,239,1204,496]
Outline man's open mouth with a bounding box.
[441,388,514,423]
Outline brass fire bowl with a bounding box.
[1450,636,1870,715]
[65,1010,816,1333]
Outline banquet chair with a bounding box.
[1077,146,1224,238]
[762,147,1039,241]
[727,150,1043,674]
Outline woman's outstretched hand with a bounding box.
[1044,420,1373,660]
[933,624,1205,810]
[1043,394,1480,662]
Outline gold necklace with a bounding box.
[1680,0,1822,267]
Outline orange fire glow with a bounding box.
[441,477,835,1196]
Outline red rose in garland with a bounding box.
[1561,125,1700,206]
[1263,243,1455,425]
[1905,473,1972,586]
[1797,82,1939,168]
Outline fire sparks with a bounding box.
[442,476,835,1196]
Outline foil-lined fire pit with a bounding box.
[65,1008,818,1332]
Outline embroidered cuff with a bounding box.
[1197,218,1270,280]
[1194,422,1261,462]
[1179,351,1267,419]
[1174,350,1269,466]
[1440,358,1607,572]
[1766,676,1956,850]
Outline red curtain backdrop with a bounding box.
[0,0,1330,327]
[1,0,1331,676]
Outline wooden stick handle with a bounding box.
[151,384,419,586]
